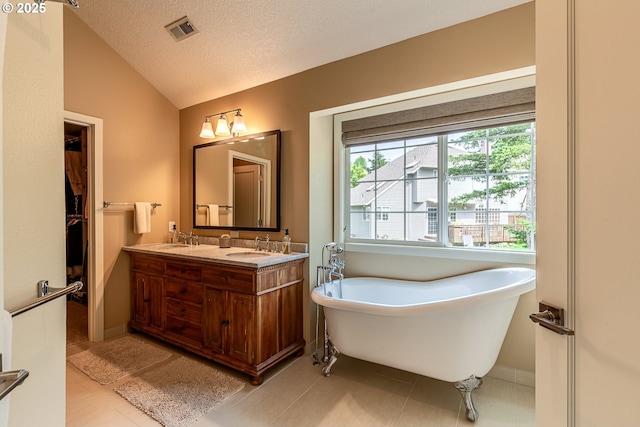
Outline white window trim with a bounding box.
[332,67,536,266]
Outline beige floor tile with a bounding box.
[516,384,536,427]
[66,303,536,427]
[470,376,520,426]
[393,376,461,427]
[327,372,414,426]
[207,388,295,426]
[270,373,367,426]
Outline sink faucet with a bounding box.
[254,236,264,251]
[177,232,188,245]
[254,234,270,251]
[177,230,199,245]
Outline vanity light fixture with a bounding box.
[199,109,247,138]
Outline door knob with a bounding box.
[530,301,575,335]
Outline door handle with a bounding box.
[530,301,575,336]
[0,369,29,401]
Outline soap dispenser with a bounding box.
[282,229,291,254]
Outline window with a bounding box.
[427,207,438,235]
[341,86,536,252]
[376,206,390,221]
[475,208,500,224]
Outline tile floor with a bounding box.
[66,300,535,426]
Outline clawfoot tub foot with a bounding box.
[321,343,340,376]
[453,375,483,422]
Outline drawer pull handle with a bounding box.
[179,288,187,294]
[143,298,151,303]
[221,320,230,326]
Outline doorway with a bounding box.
[233,162,262,227]
[229,150,271,228]
[64,122,89,344]
[64,111,104,343]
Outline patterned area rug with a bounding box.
[114,356,245,427]
[67,335,172,385]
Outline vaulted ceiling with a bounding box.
[71,0,531,109]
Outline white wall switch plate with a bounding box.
[169,221,176,232]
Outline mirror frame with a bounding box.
[192,130,281,231]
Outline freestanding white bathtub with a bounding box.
[311,267,536,422]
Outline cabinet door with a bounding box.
[132,271,164,330]
[227,292,254,363]
[132,271,149,325]
[148,274,165,330]
[280,282,303,348]
[203,287,225,354]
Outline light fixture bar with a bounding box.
[202,108,242,121]
[199,108,247,139]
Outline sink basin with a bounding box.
[226,251,273,257]
[150,244,192,249]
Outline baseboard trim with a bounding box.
[103,323,127,340]
[488,364,535,388]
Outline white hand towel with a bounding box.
[134,202,152,234]
[206,204,219,226]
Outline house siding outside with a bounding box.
[350,142,530,245]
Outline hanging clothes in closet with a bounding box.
[65,137,86,283]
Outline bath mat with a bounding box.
[114,356,245,427]
[67,335,172,385]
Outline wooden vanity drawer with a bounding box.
[166,298,201,324]
[165,317,202,345]
[131,256,164,275]
[165,280,203,304]
[166,262,202,281]
[203,268,255,292]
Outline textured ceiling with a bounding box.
[71,0,531,109]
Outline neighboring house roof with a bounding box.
[351,144,466,206]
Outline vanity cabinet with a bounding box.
[203,288,254,364]
[130,257,165,332]
[127,252,305,385]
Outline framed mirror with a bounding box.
[193,130,281,231]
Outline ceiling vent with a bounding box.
[165,16,198,42]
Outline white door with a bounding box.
[233,163,262,227]
[536,1,640,425]
[0,10,7,426]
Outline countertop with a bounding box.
[122,243,309,268]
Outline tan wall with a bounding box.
[180,3,535,242]
[63,9,180,333]
[181,4,536,372]
[3,5,67,425]
[61,2,535,373]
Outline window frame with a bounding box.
[333,70,536,265]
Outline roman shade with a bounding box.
[342,87,535,146]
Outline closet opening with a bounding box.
[65,121,89,344]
